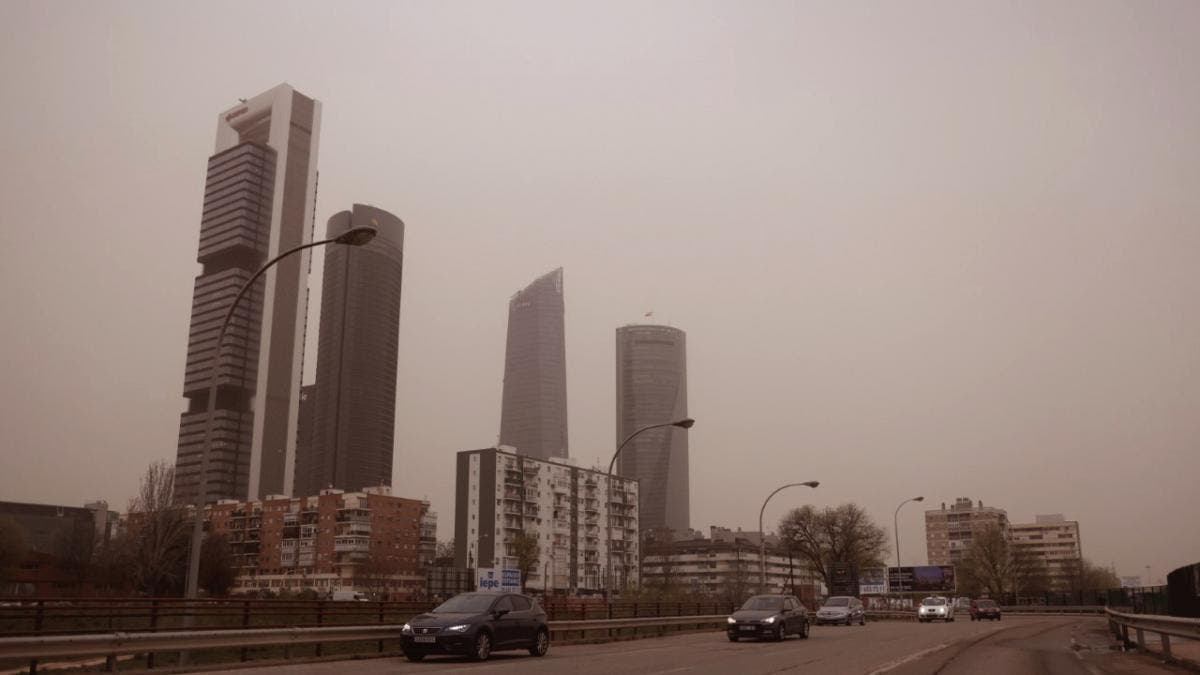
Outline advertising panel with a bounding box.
[476,567,522,592]
[887,565,956,593]
[829,561,859,597]
[860,567,887,595]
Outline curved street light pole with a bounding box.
[758,481,819,594]
[183,226,377,603]
[893,496,925,572]
[605,418,694,599]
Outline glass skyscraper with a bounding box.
[499,268,568,460]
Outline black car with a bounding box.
[400,592,550,662]
[727,594,810,641]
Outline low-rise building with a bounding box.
[641,537,821,606]
[0,500,119,596]
[1009,514,1083,591]
[206,486,434,599]
[454,447,639,595]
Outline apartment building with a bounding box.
[641,537,821,606]
[454,447,639,594]
[1009,514,1083,590]
[925,497,1009,566]
[206,486,435,598]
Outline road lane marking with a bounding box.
[865,643,950,674]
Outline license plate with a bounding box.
[739,625,756,631]
[414,636,436,643]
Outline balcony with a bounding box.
[334,536,370,553]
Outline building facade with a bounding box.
[175,83,321,504]
[615,324,690,534]
[206,486,434,598]
[499,268,568,460]
[925,497,1010,567]
[1009,514,1083,591]
[294,205,405,497]
[641,537,821,606]
[454,447,639,594]
[0,500,119,595]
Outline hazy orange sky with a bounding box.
[1,0,1196,582]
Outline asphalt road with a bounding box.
[220,617,1186,675]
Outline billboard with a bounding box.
[829,562,859,597]
[860,567,887,595]
[887,565,956,593]
[476,567,522,592]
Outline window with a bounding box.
[510,595,531,611]
[494,596,515,613]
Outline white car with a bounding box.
[918,596,955,622]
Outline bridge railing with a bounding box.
[1107,607,1200,665]
[0,614,731,670]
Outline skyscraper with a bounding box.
[174,84,321,504]
[294,205,405,497]
[615,324,689,534]
[499,268,568,460]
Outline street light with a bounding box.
[893,496,925,570]
[183,225,377,602]
[605,418,694,598]
[758,481,819,594]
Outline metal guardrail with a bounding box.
[1107,607,1200,664]
[0,615,731,665]
[1002,606,1108,615]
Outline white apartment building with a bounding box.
[454,447,639,594]
[641,538,821,606]
[1009,514,1083,590]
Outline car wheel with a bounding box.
[529,628,550,657]
[860,615,866,626]
[404,652,425,662]
[800,620,810,639]
[775,623,785,641]
[728,633,739,642]
[472,631,492,661]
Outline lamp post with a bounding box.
[891,496,924,604]
[183,225,377,602]
[605,418,694,599]
[758,481,819,594]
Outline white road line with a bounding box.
[865,643,951,675]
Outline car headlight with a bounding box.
[446,624,470,633]
[763,616,776,624]
[727,617,737,624]
[401,623,412,634]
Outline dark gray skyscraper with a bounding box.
[616,324,689,534]
[174,84,321,504]
[294,205,405,497]
[499,268,568,460]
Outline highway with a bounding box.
[220,616,1186,675]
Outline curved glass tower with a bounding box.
[499,268,568,460]
[295,204,404,497]
[616,324,689,534]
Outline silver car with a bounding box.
[918,596,955,622]
[815,596,866,626]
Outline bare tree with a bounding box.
[357,545,403,600]
[124,461,192,596]
[199,532,237,597]
[55,525,99,589]
[435,539,455,560]
[508,530,540,592]
[958,524,1053,597]
[1064,558,1120,592]
[777,503,889,587]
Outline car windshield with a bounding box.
[922,598,946,606]
[977,600,997,608]
[741,596,784,611]
[433,594,496,613]
[823,597,850,607]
